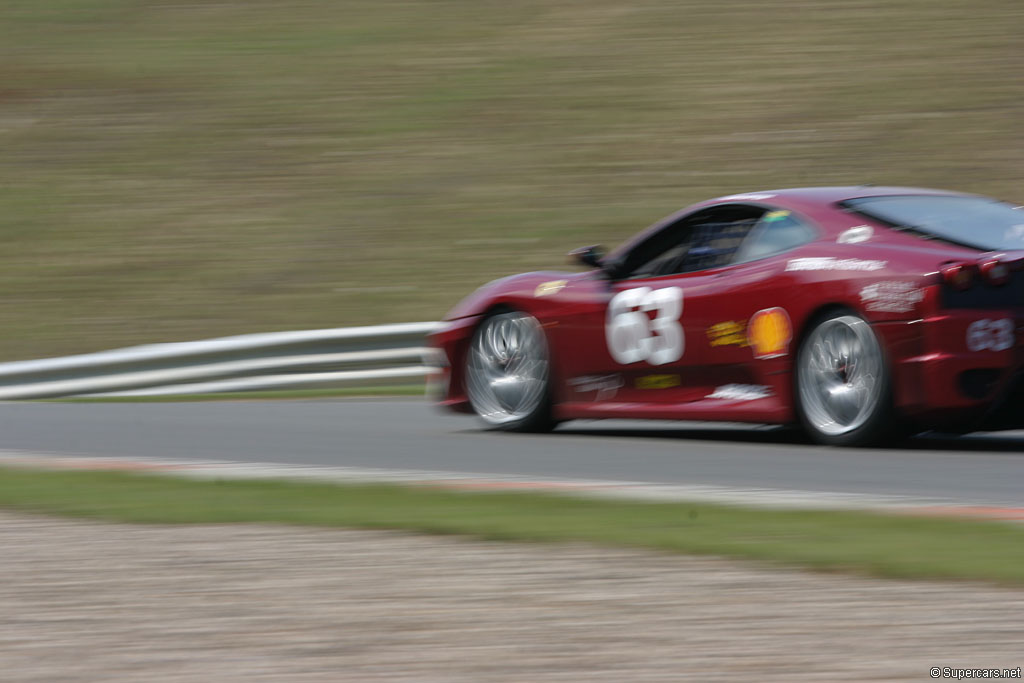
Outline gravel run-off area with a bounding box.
[1,512,1022,682]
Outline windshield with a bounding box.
[843,195,1024,251]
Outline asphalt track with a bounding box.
[1,399,1023,506]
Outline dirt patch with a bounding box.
[1,512,1021,681]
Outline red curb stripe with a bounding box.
[911,506,1024,521]
[3,452,1022,521]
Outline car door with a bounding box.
[553,204,753,404]
[554,205,817,406]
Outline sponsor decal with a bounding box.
[966,318,1015,352]
[707,384,772,401]
[568,374,624,400]
[785,257,887,272]
[762,210,790,222]
[635,374,681,390]
[534,279,567,297]
[837,225,873,244]
[707,320,749,347]
[860,281,924,313]
[720,192,776,201]
[747,307,792,359]
[606,286,684,365]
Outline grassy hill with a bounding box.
[2,0,1022,360]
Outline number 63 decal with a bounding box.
[606,286,684,365]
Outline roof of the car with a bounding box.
[608,186,986,262]
[708,185,972,208]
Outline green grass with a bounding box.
[1,1,1022,359]
[44,384,426,402]
[3,466,1024,585]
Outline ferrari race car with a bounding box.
[429,186,1024,446]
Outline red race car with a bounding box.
[429,186,1024,446]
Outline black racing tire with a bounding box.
[464,310,556,433]
[794,310,900,447]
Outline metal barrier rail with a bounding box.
[0,322,442,399]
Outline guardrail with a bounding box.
[0,322,443,400]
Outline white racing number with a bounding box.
[966,318,1015,352]
[605,287,684,365]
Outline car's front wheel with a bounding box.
[465,310,555,432]
[795,312,896,446]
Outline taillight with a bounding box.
[941,263,974,290]
[979,259,1010,286]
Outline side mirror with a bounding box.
[568,245,606,269]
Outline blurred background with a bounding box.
[2,0,1022,361]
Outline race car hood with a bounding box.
[441,270,584,321]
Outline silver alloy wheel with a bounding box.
[466,312,549,425]
[797,315,884,437]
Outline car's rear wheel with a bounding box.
[795,312,895,446]
[465,310,555,432]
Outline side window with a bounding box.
[733,210,816,263]
[628,238,693,279]
[624,205,765,279]
[681,216,758,271]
